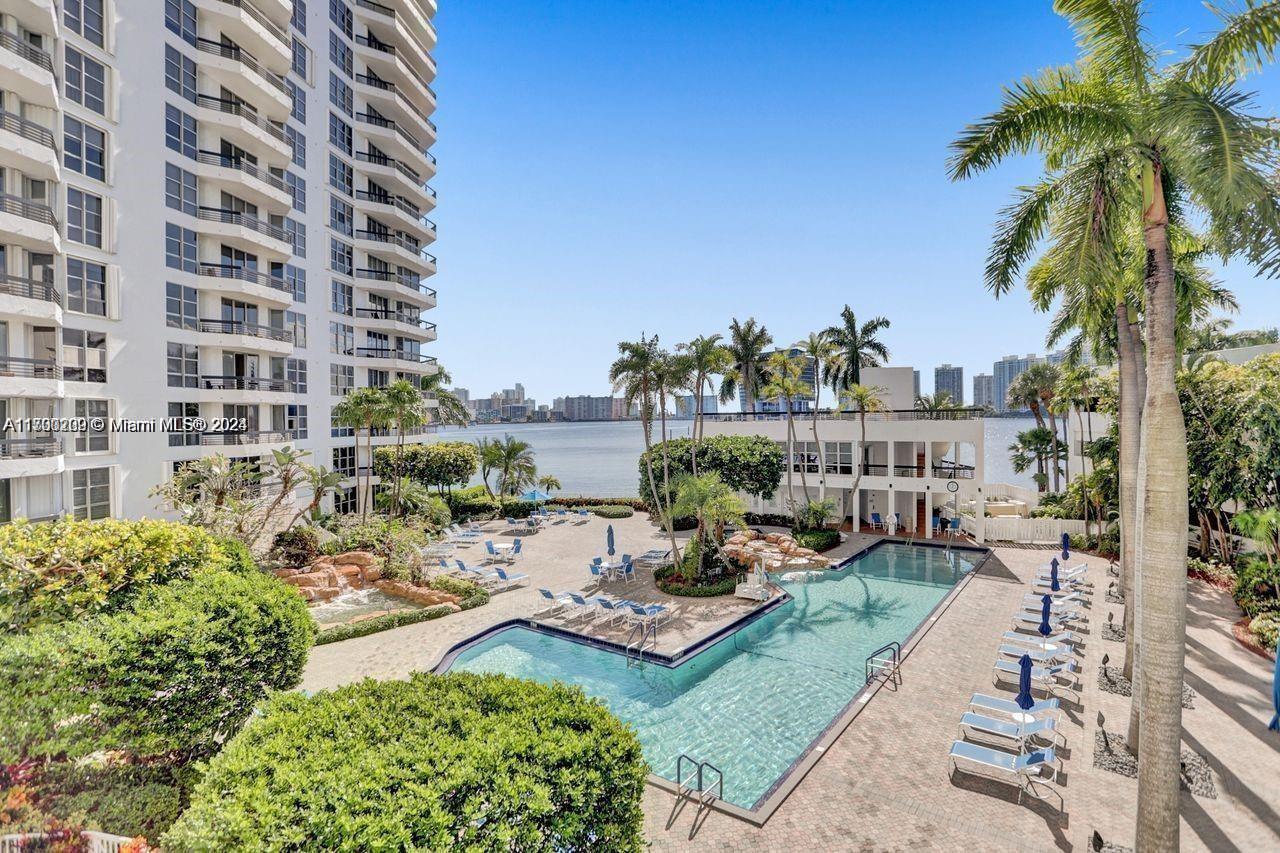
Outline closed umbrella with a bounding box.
[1270,651,1279,732]
[1050,563,1060,593]
[1015,654,1035,710]
[1038,594,1053,637]
[606,524,615,557]
[1061,532,1071,560]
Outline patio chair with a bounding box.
[968,693,1062,726]
[592,596,632,625]
[592,556,603,565]
[947,741,1061,812]
[565,592,600,622]
[620,561,636,583]
[993,657,1080,693]
[1020,594,1085,617]
[1016,604,1085,627]
[1036,563,1088,580]
[575,510,591,524]
[633,549,670,568]
[492,568,529,591]
[587,564,605,588]
[535,588,574,617]
[484,541,501,564]
[556,509,569,522]
[869,513,885,531]
[510,539,523,560]
[505,517,520,531]
[1011,610,1076,634]
[1001,630,1079,652]
[627,603,669,628]
[996,643,1076,666]
[959,711,1065,750]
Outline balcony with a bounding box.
[197,205,292,255]
[0,194,58,252]
[196,319,295,356]
[354,0,436,64]
[200,374,293,392]
[0,30,57,105]
[197,262,293,304]
[353,150,432,203]
[0,355,60,379]
[354,111,428,169]
[195,93,290,157]
[177,428,302,446]
[194,37,291,117]
[354,71,436,141]
[0,109,59,180]
[0,272,59,306]
[195,150,291,208]
[353,307,436,338]
[198,0,291,63]
[0,436,64,477]
[354,347,436,369]
[353,267,435,303]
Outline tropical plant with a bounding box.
[1008,426,1061,492]
[332,387,390,519]
[1233,509,1280,568]
[949,3,1280,843]
[374,477,434,517]
[718,318,773,414]
[491,434,537,497]
[915,391,957,411]
[419,368,471,428]
[475,437,499,498]
[373,441,478,496]
[536,474,561,495]
[799,331,840,500]
[795,498,837,532]
[669,473,747,581]
[760,351,814,518]
[837,384,887,507]
[677,334,731,457]
[824,305,890,389]
[638,436,784,503]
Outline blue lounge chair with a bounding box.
[968,693,1061,725]
[535,588,574,617]
[620,561,635,583]
[511,539,523,560]
[959,711,1065,749]
[869,513,885,531]
[493,568,529,590]
[627,603,669,627]
[993,657,1079,693]
[592,597,631,625]
[948,741,1060,811]
[592,556,603,565]
[565,592,600,621]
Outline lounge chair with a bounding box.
[1020,594,1086,617]
[535,588,574,617]
[565,592,601,621]
[869,513,886,531]
[510,539,523,561]
[947,741,1061,811]
[996,642,1076,666]
[575,510,590,524]
[556,509,569,522]
[993,657,1080,693]
[592,596,634,625]
[633,549,670,568]
[1011,611,1075,634]
[492,568,529,591]
[959,711,1065,750]
[1001,630,1079,651]
[620,561,636,583]
[627,603,669,628]
[969,692,1062,725]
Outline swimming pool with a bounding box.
[442,542,978,811]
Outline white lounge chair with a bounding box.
[1011,611,1077,633]
[1015,606,1085,627]
[959,711,1065,750]
[996,642,1076,666]
[492,568,529,591]
[1020,595,1086,618]
[993,657,1080,693]
[948,741,1061,812]
[534,588,574,617]
[969,692,1062,726]
[1001,630,1079,653]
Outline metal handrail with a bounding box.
[212,0,289,46]
[192,429,301,445]
[702,408,986,423]
[198,318,294,342]
[353,307,434,329]
[0,437,62,459]
[0,109,56,150]
[355,228,419,252]
[198,206,289,241]
[0,29,53,71]
[354,347,435,364]
[354,73,434,127]
[195,94,287,143]
[354,189,421,218]
[196,150,287,190]
[0,193,57,227]
[200,374,293,391]
[0,272,59,305]
[197,262,290,292]
[0,356,61,379]
[355,149,421,184]
[865,641,902,685]
[195,37,287,93]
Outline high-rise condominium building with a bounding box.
[934,363,963,406]
[0,0,439,521]
[972,373,994,409]
[992,354,1040,413]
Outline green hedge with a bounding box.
[579,504,634,519]
[0,568,314,763]
[655,564,736,597]
[162,673,647,852]
[444,484,501,520]
[1233,556,1280,617]
[499,498,538,519]
[314,604,455,645]
[793,529,841,552]
[547,496,650,511]
[0,518,253,631]
[639,435,784,501]
[29,762,193,839]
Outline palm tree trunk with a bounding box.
[1133,181,1189,853]
[791,407,810,519]
[657,394,681,564]
[1047,408,1061,492]
[691,373,701,477]
[812,383,825,503]
[1117,303,1143,685]
[783,412,795,519]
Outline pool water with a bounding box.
[444,543,976,809]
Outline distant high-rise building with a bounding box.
[744,347,815,412]
[452,388,470,405]
[993,354,1041,413]
[675,395,719,418]
[973,374,995,409]
[612,398,631,420]
[934,364,964,405]
[913,370,921,401]
[561,396,615,421]
[1046,351,1068,366]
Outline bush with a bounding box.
[1188,557,1236,587]
[1233,556,1280,617]
[162,673,646,852]
[668,515,697,531]
[547,497,650,511]
[1249,613,1279,652]
[270,526,321,567]
[373,441,478,490]
[639,435,784,501]
[580,504,633,519]
[444,484,500,520]
[498,499,537,519]
[744,512,795,528]
[0,519,250,631]
[414,496,452,532]
[654,563,736,597]
[29,762,191,839]
[331,516,427,576]
[793,529,841,552]
[0,568,314,763]
[427,575,487,608]
[314,604,455,645]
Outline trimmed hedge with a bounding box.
[162,673,647,851]
[744,512,795,528]
[444,484,500,520]
[29,762,192,839]
[0,518,252,631]
[314,604,455,645]
[639,435,784,501]
[0,568,314,763]
[547,496,650,511]
[579,504,634,519]
[654,564,736,597]
[499,499,537,519]
[793,529,841,553]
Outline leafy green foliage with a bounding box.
[498,498,537,519]
[28,762,193,839]
[270,526,322,567]
[655,563,736,597]
[0,519,251,631]
[792,529,841,552]
[372,441,479,490]
[314,604,455,645]
[1233,555,1280,618]
[1248,613,1279,652]
[0,568,314,763]
[547,497,650,510]
[579,504,634,519]
[327,516,428,575]
[444,484,501,520]
[162,673,647,852]
[639,435,784,501]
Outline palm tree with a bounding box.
[382,379,429,510]
[719,318,772,414]
[475,437,499,498]
[760,351,813,519]
[1008,427,1059,492]
[949,3,1280,844]
[1056,365,1098,530]
[1005,370,1045,428]
[492,434,536,497]
[332,386,388,520]
[420,368,471,428]
[799,332,839,500]
[837,384,886,521]
[824,306,890,389]
[670,473,746,580]
[1023,363,1063,491]
[536,474,561,496]
[915,391,957,411]
[654,348,693,541]
[677,334,731,473]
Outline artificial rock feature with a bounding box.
[722,529,832,571]
[277,551,384,602]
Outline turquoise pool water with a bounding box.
[444,543,976,809]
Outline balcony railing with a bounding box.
[354,150,421,185]
[356,0,396,18]
[354,189,420,219]
[354,347,435,365]
[355,111,422,151]
[197,150,287,191]
[212,0,289,46]
[198,206,290,241]
[0,356,61,379]
[198,318,294,342]
[0,437,62,459]
[354,33,393,55]
[355,71,393,91]
[852,462,978,479]
[354,72,433,128]
[195,94,287,143]
[0,109,56,150]
[355,228,419,253]
[0,29,54,72]
[200,375,293,392]
[198,262,291,293]
[183,428,302,445]
[354,307,435,331]
[0,193,58,228]
[195,37,287,94]
[0,272,59,305]
[702,408,986,423]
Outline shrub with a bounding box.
[162,673,647,852]
[414,496,452,532]
[498,499,537,519]
[0,519,249,631]
[639,435,784,501]
[1249,613,1279,652]
[743,512,795,528]
[331,517,427,575]
[0,568,314,763]
[654,564,736,597]
[1188,557,1236,587]
[314,604,455,645]
[270,526,321,567]
[581,504,633,519]
[213,536,258,574]
[373,441,479,490]
[30,763,191,839]
[1233,556,1280,617]
[444,484,500,520]
[546,497,650,511]
[427,575,486,607]
[793,529,841,552]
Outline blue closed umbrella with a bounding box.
[1270,651,1279,732]
[1015,654,1035,710]
[1038,594,1053,637]
[1061,532,1071,560]
[1050,563,1060,593]
[606,524,615,557]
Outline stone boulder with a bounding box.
[333,551,377,567]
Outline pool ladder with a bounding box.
[625,621,656,667]
[865,641,902,687]
[676,754,724,806]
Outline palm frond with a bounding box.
[1178,0,1280,84]
[1054,0,1152,90]
[986,179,1063,295]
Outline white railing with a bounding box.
[960,514,1087,544]
[2,832,133,852]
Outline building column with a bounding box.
[976,488,986,544]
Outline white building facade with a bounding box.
[0,0,439,521]
[701,367,989,542]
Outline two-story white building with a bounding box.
[701,367,991,542]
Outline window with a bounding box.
[168,402,201,446]
[165,104,197,158]
[64,117,106,181]
[285,403,308,438]
[333,485,356,513]
[332,445,355,478]
[285,264,306,302]
[287,358,308,393]
[66,0,106,46]
[167,342,199,388]
[284,171,306,212]
[65,48,107,114]
[367,369,388,388]
[164,0,197,45]
[72,468,111,520]
[329,0,352,37]
[292,0,307,34]
[329,32,352,77]
[166,282,197,329]
[63,329,107,383]
[330,239,352,275]
[67,189,104,247]
[164,45,196,102]
[284,218,306,258]
[286,79,305,121]
[165,223,198,272]
[331,406,354,437]
[823,441,854,476]
[74,399,110,452]
[328,113,351,154]
[330,321,353,354]
[291,36,308,77]
[67,258,107,316]
[329,196,353,236]
[286,125,306,167]
[330,363,353,396]
[331,279,352,315]
[329,72,352,116]
[328,154,352,195]
[165,163,198,215]
[286,310,307,347]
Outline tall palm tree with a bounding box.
[824,306,890,389]
[536,474,561,496]
[760,351,813,519]
[1005,370,1046,427]
[420,367,471,428]
[799,332,839,500]
[915,391,957,411]
[654,349,693,545]
[383,379,430,511]
[1022,363,1063,491]
[719,318,772,414]
[492,434,536,497]
[475,437,501,498]
[678,334,730,473]
[949,3,1280,844]
[837,384,886,523]
[331,386,388,520]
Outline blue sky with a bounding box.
[428,1,1280,405]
